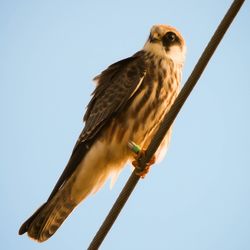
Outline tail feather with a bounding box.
[19,203,47,235]
[19,187,77,242]
[19,139,125,242]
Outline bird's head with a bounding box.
[143,25,186,65]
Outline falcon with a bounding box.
[19,24,186,242]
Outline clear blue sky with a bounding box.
[1,1,250,249]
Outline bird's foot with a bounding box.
[132,150,156,178]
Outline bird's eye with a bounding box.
[164,32,176,43]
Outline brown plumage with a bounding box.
[19,24,186,242]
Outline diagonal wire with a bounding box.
[87,0,245,249]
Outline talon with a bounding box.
[131,149,156,178]
[148,154,156,165]
[134,164,150,178]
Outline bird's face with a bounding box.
[143,25,186,65]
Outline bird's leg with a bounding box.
[132,150,156,178]
[128,141,156,178]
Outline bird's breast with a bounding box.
[105,58,181,156]
[128,58,181,147]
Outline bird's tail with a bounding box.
[18,183,77,242]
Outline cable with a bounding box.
[87,1,245,249]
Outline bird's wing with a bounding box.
[47,50,147,200]
[81,50,147,142]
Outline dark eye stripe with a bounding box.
[162,32,180,50]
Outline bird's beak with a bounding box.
[149,34,160,43]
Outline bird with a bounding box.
[19,24,186,242]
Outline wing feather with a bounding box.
[82,51,147,141]
[47,50,147,200]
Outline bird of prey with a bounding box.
[19,24,186,242]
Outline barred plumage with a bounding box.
[19,24,186,242]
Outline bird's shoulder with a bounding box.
[83,50,148,124]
